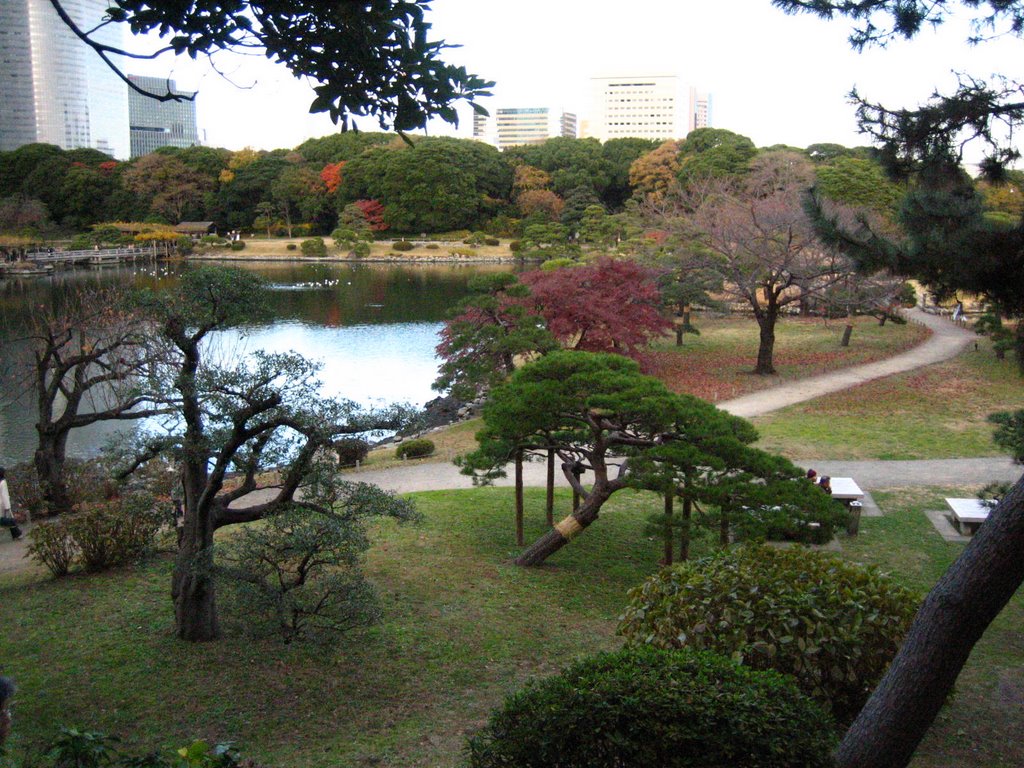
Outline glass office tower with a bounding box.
[0,0,130,158]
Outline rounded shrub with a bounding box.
[395,438,434,459]
[335,437,370,467]
[618,543,918,723]
[300,238,327,258]
[351,241,371,259]
[286,243,297,251]
[467,646,835,768]
[229,240,245,251]
[484,237,500,246]
[392,240,415,251]
[425,243,440,250]
[508,240,522,252]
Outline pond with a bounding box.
[0,260,509,466]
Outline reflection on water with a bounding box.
[0,260,509,465]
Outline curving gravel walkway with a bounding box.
[2,308,1019,574]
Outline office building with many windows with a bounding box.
[0,0,129,158]
[492,107,576,150]
[588,75,680,142]
[128,75,199,157]
[688,88,713,133]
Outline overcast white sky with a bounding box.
[123,0,1018,161]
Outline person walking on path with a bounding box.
[0,468,23,541]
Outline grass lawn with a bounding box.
[752,338,1024,460]
[2,485,1021,767]
[0,488,675,767]
[650,313,930,402]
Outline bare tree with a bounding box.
[5,286,166,515]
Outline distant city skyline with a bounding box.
[21,0,1021,165]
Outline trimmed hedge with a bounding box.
[467,646,835,768]
[392,240,415,251]
[395,438,434,459]
[335,437,370,467]
[230,240,246,251]
[300,238,327,258]
[618,543,918,723]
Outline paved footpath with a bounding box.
[2,309,1019,574]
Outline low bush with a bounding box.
[617,543,918,724]
[176,236,194,256]
[448,247,476,258]
[425,243,440,250]
[43,728,265,768]
[64,493,162,572]
[395,438,434,459]
[508,240,521,252]
[300,238,327,258]
[484,237,500,246]
[334,437,370,467]
[392,240,415,251]
[467,646,835,768]
[351,241,371,259]
[26,518,77,577]
[331,227,357,243]
[898,281,917,307]
[200,235,226,245]
[229,240,245,251]
[286,243,297,251]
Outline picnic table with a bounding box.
[826,477,864,503]
[945,498,990,535]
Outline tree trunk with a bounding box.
[841,323,854,347]
[663,491,674,565]
[754,314,777,375]
[516,486,612,566]
[171,526,219,642]
[514,450,524,546]
[679,497,692,561]
[546,449,554,527]
[835,474,1024,768]
[33,432,72,516]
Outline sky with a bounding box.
[121,0,1019,162]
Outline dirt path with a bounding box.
[2,310,1015,575]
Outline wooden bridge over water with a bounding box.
[1,245,168,276]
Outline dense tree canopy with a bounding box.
[57,0,492,133]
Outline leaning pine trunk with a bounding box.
[516,487,612,566]
[835,475,1024,768]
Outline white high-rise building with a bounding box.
[0,0,130,158]
[492,107,576,150]
[688,88,713,133]
[588,75,680,142]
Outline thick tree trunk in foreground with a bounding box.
[515,486,612,566]
[835,474,1024,768]
[172,513,219,642]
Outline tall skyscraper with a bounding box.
[588,75,680,142]
[494,107,576,150]
[688,88,713,133]
[128,75,199,157]
[0,0,130,158]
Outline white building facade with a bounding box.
[588,75,680,142]
[688,88,713,133]
[0,0,130,158]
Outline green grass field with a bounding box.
[2,485,1022,767]
[752,339,1023,459]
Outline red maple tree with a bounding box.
[319,161,345,194]
[520,258,671,366]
